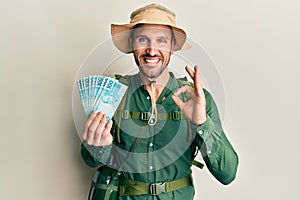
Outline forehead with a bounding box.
[132,24,172,37]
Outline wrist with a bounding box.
[192,115,207,126]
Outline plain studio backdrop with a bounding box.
[1,0,299,199]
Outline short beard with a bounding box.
[134,52,171,79]
[137,64,168,79]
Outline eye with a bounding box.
[158,38,167,44]
[137,36,149,44]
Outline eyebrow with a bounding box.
[134,34,171,40]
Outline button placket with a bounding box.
[148,125,155,173]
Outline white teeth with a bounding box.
[145,58,159,63]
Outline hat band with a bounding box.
[130,10,176,26]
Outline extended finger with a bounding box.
[185,66,195,80]
[193,66,204,97]
[194,66,202,85]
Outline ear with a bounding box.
[128,37,134,52]
[170,40,175,54]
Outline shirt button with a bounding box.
[149,166,153,170]
[207,150,212,154]
[147,96,150,100]
[149,143,153,147]
[199,130,204,135]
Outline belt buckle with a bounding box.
[150,182,166,195]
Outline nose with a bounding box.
[146,41,158,56]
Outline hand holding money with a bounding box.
[77,75,127,146]
[82,112,113,146]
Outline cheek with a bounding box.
[133,51,142,60]
[162,52,172,62]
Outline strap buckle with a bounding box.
[149,182,166,195]
[121,110,129,119]
[172,111,181,120]
[140,112,150,120]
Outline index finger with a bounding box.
[194,65,203,86]
[193,66,204,97]
[185,66,195,80]
[186,65,203,97]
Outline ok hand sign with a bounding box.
[172,65,207,126]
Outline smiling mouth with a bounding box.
[144,57,160,64]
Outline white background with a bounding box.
[1,0,299,199]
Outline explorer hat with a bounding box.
[111,3,189,53]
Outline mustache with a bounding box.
[141,54,162,59]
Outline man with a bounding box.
[80,3,238,200]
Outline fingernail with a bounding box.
[96,112,101,118]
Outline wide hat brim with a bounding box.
[111,22,190,53]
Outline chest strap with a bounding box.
[115,110,186,121]
[119,175,193,196]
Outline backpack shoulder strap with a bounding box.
[176,77,193,141]
[115,74,129,86]
[113,74,130,143]
[177,77,204,170]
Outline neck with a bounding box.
[139,70,170,101]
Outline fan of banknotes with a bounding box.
[77,75,127,119]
